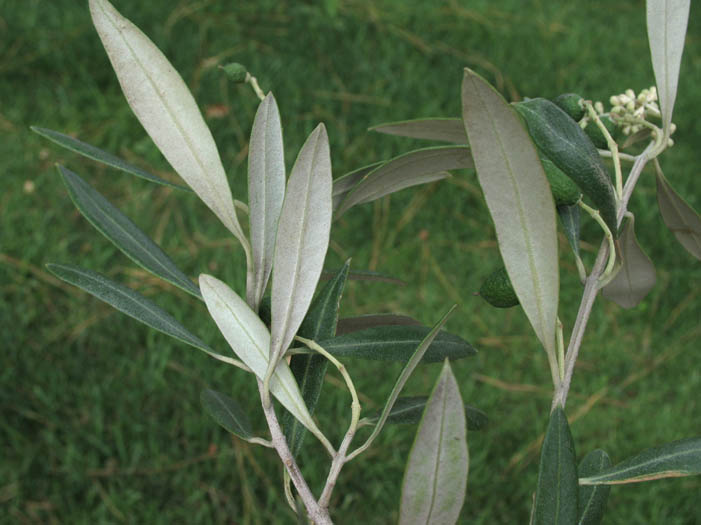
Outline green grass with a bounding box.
[2,0,701,523]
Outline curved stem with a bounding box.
[295,337,361,434]
[246,72,266,101]
[578,200,616,281]
[283,470,297,512]
[295,336,361,511]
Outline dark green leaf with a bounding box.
[335,314,420,336]
[577,449,612,525]
[282,261,350,456]
[318,325,476,363]
[557,204,581,258]
[369,118,468,143]
[200,388,253,440]
[513,97,618,237]
[335,146,472,217]
[367,396,488,430]
[57,165,201,299]
[31,126,188,190]
[47,263,215,356]
[399,361,468,525]
[321,268,405,286]
[655,163,701,260]
[579,437,701,485]
[532,406,578,525]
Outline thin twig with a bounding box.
[246,72,266,102]
[256,379,332,525]
[599,150,637,163]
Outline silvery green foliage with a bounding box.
[199,275,324,436]
[646,0,690,138]
[247,93,286,311]
[462,68,559,359]
[89,0,247,248]
[399,361,468,525]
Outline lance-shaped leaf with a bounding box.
[370,118,468,144]
[269,124,332,370]
[200,388,253,441]
[332,161,383,210]
[317,325,476,363]
[335,314,420,336]
[31,126,189,191]
[322,268,405,285]
[558,204,581,258]
[57,165,201,299]
[532,406,578,525]
[655,163,701,260]
[47,264,222,359]
[247,93,286,310]
[348,306,456,460]
[462,68,559,356]
[513,98,618,237]
[647,0,690,137]
[282,261,350,456]
[602,215,656,308]
[199,274,322,436]
[577,449,612,525]
[335,146,472,217]
[399,360,468,525]
[89,0,246,246]
[579,437,701,485]
[367,396,488,431]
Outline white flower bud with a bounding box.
[595,101,604,114]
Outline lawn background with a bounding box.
[2,0,701,523]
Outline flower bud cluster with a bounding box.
[609,87,664,136]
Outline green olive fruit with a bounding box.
[541,156,582,206]
[479,266,519,308]
[553,93,585,121]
